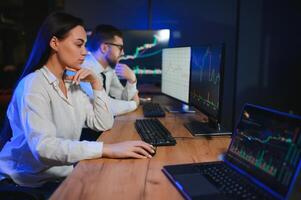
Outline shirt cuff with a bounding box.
[93,89,108,102]
[125,82,138,100]
[93,89,107,98]
[81,141,103,159]
[126,80,137,88]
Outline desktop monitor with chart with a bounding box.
[119,29,170,85]
[184,44,229,135]
[161,47,195,113]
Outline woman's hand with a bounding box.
[65,66,102,90]
[102,141,155,159]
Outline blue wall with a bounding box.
[65,0,149,29]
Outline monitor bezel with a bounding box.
[188,43,225,126]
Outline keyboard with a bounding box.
[135,119,176,146]
[184,120,219,135]
[142,102,165,117]
[196,162,275,199]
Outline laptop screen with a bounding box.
[226,104,301,197]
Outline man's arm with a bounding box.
[110,63,138,100]
[109,97,138,116]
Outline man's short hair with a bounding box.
[88,24,123,52]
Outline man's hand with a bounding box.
[115,63,136,83]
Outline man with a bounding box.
[81,25,139,115]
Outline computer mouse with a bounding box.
[150,146,157,157]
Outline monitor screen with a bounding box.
[161,47,191,103]
[226,104,301,197]
[189,44,224,121]
[119,29,170,84]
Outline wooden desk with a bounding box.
[50,96,231,200]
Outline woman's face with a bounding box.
[56,25,87,70]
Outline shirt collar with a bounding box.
[40,66,59,85]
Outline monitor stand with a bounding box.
[184,117,231,136]
[165,104,196,113]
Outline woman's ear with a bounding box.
[49,36,59,51]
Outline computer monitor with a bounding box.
[188,44,224,131]
[161,47,195,113]
[119,29,170,85]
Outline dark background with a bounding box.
[0,0,300,132]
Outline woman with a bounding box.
[0,12,154,189]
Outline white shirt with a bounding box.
[82,53,138,100]
[81,53,138,116]
[0,66,114,187]
[80,82,137,116]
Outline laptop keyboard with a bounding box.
[135,119,176,146]
[195,162,276,200]
[142,102,166,117]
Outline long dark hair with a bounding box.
[20,11,84,79]
[0,12,84,149]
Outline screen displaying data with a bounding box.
[189,45,223,119]
[161,47,191,103]
[227,104,301,196]
[119,30,170,84]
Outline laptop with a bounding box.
[163,104,301,200]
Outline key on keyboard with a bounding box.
[142,103,165,117]
[135,119,176,146]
